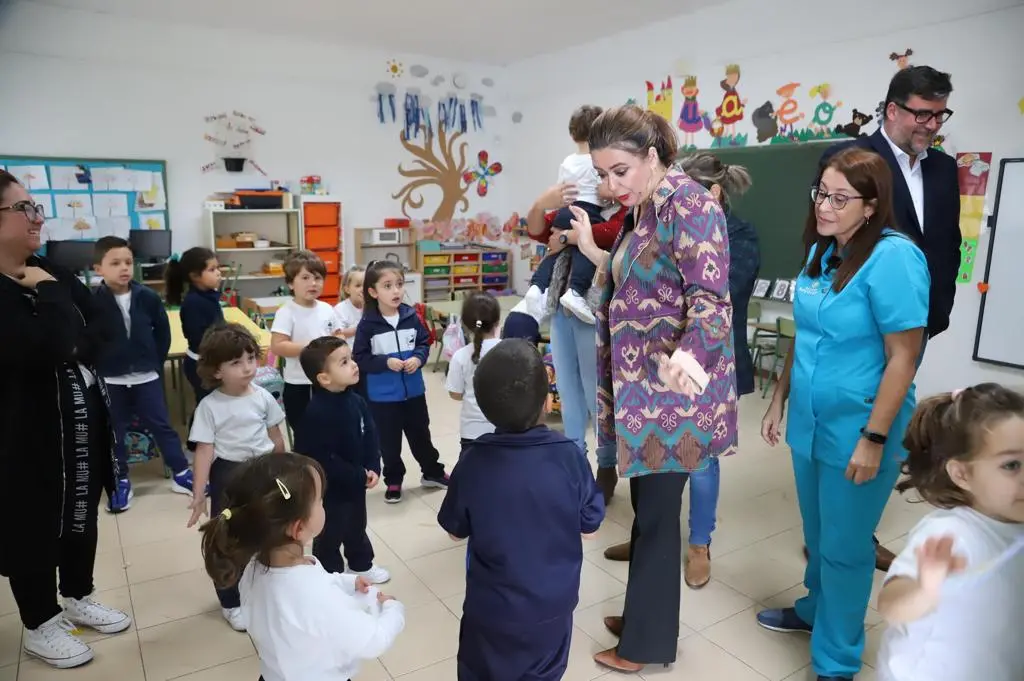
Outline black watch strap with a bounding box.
[559,233,569,245]
[860,428,887,445]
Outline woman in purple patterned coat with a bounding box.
[569,105,737,673]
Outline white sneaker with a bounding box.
[352,565,391,584]
[62,595,132,634]
[559,290,596,324]
[23,615,94,669]
[222,607,246,632]
[524,285,549,322]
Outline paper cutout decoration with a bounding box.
[481,77,495,87]
[646,77,673,122]
[462,151,502,197]
[202,111,267,173]
[431,75,446,86]
[768,82,805,143]
[404,91,434,138]
[374,82,398,123]
[469,95,484,130]
[438,95,468,133]
[713,65,746,140]
[1018,97,1024,115]
[392,125,471,223]
[452,73,468,89]
[931,134,948,154]
[409,64,428,78]
[386,60,404,78]
[751,102,778,143]
[676,76,706,150]
[835,109,874,138]
[955,151,992,284]
[511,112,523,124]
[889,49,914,70]
[808,84,843,136]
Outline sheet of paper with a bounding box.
[97,217,131,239]
[55,194,94,219]
[137,212,166,231]
[130,170,153,193]
[44,216,98,241]
[35,193,54,220]
[109,168,135,192]
[48,165,89,191]
[93,193,129,217]
[136,171,167,211]
[8,164,49,191]
[91,166,126,191]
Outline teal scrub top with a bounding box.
[786,230,930,469]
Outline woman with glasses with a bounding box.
[756,148,929,681]
[0,169,131,669]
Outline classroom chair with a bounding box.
[756,316,796,398]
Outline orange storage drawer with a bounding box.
[304,202,340,227]
[320,295,339,305]
[315,249,340,274]
[321,274,340,297]
[305,226,339,250]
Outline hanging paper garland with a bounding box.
[470,98,483,130]
[201,110,267,173]
[404,92,421,139]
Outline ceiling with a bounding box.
[26,0,725,65]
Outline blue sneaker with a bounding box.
[107,478,133,513]
[756,607,812,634]
[171,468,204,496]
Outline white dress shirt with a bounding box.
[880,125,927,230]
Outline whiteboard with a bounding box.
[973,159,1024,369]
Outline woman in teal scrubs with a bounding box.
[757,147,929,681]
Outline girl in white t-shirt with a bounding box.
[270,251,344,431]
[199,452,405,681]
[445,292,502,458]
[333,266,365,340]
[876,383,1024,681]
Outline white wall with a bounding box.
[503,0,1024,396]
[0,2,517,272]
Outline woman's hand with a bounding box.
[761,400,785,446]
[568,205,596,254]
[845,438,883,484]
[656,352,699,398]
[548,230,577,255]
[536,182,578,211]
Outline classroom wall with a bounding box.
[0,2,526,279]
[502,0,1024,396]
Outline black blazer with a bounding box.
[819,130,961,337]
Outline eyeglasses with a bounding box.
[810,187,864,210]
[0,201,46,221]
[893,101,954,124]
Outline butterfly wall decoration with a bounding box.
[462,151,503,197]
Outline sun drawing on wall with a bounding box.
[386,60,404,78]
[392,125,472,223]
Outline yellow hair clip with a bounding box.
[275,478,291,500]
[220,508,232,520]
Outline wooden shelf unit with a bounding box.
[418,245,512,303]
[300,196,343,305]
[206,208,301,298]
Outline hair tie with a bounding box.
[475,319,483,328]
[220,508,232,520]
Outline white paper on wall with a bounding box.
[49,166,89,191]
[93,193,129,217]
[55,194,94,219]
[8,165,49,190]
[45,216,98,240]
[97,217,132,239]
[91,166,127,191]
[136,212,166,231]
[35,193,53,220]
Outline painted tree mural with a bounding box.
[392,125,471,223]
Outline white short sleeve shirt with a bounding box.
[445,338,500,440]
[271,300,342,384]
[188,386,285,462]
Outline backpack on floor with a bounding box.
[125,415,161,465]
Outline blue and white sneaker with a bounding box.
[171,468,201,496]
[106,478,133,513]
[756,607,813,634]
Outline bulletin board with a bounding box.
[0,155,169,245]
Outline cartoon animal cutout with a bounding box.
[835,109,873,138]
[809,83,843,135]
[646,77,673,122]
[714,65,746,138]
[890,49,914,70]
[676,76,706,149]
[774,83,805,138]
[751,101,778,143]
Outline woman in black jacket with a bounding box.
[0,169,131,669]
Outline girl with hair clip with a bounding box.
[200,452,405,681]
[446,291,502,457]
[875,383,1024,681]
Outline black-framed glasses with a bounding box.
[894,101,954,124]
[0,201,46,221]
[811,187,863,210]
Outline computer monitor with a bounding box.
[45,240,98,275]
[129,229,172,263]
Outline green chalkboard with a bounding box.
[689,142,837,282]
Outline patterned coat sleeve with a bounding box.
[670,188,733,373]
[594,251,616,464]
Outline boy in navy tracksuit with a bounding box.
[92,237,195,512]
[352,260,446,503]
[438,338,605,681]
[293,336,391,584]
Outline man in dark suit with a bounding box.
[813,66,960,572]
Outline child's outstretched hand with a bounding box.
[403,357,422,373]
[377,592,396,604]
[365,469,380,489]
[354,576,372,593]
[386,357,404,372]
[187,496,208,528]
[916,535,967,593]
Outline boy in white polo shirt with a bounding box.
[270,250,344,431]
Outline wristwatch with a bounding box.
[860,428,887,445]
[559,233,569,245]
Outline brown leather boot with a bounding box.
[603,541,630,561]
[685,544,711,589]
[593,648,644,673]
[596,467,617,504]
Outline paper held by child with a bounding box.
[657,349,710,396]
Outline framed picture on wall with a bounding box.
[770,279,790,301]
[752,278,770,298]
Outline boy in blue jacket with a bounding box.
[294,336,390,584]
[438,338,605,681]
[352,260,447,504]
[92,237,194,512]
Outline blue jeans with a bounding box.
[687,457,719,546]
[106,378,189,476]
[549,310,615,468]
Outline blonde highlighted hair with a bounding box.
[341,265,365,299]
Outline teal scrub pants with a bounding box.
[791,454,901,678]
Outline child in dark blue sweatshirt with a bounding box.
[352,260,447,504]
[438,338,605,681]
[294,336,391,585]
[92,237,194,512]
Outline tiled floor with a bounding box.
[0,371,928,680]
